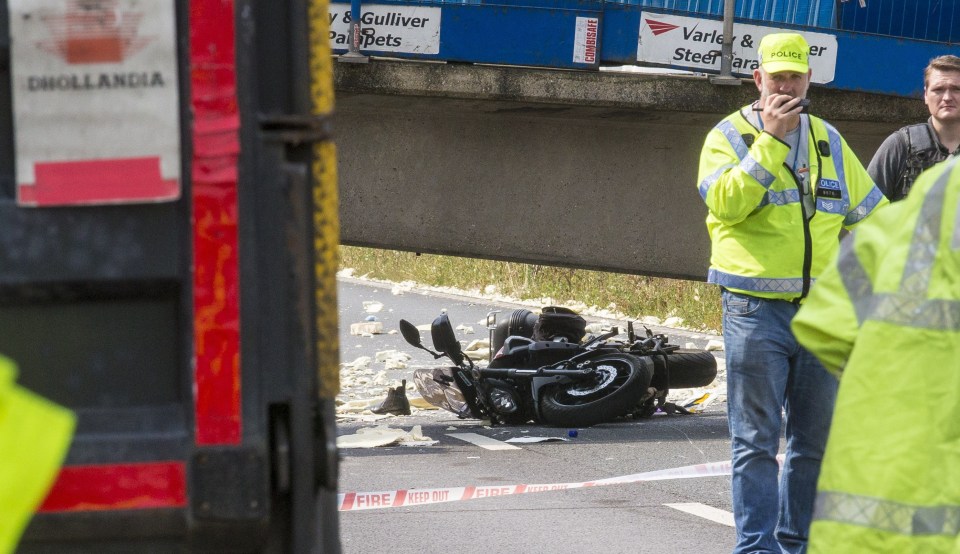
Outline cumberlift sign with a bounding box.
[638,12,838,84]
[8,0,181,207]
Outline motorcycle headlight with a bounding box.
[487,385,520,414]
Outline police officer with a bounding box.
[697,32,888,553]
[868,55,960,201]
[792,156,960,553]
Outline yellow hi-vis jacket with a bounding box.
[792,157,960,553]
[698,109,888,300]
[0,355,75,553]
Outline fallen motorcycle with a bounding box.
[400,307,717,427]
[489,308,718,418]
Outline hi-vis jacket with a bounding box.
[698,109,888,300]
[0,355,75,551]
[792,157,960,553]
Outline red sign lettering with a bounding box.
[355,492,390,507]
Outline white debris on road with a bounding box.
[363,301,384,313]
[375,350,410,363]
[345,356,372,370]
[337,425,437,448]
[662,316,685,328]
[350,321,383,335]
[463,339,491,363]
[391,281,415,295]
[705,339,724,351]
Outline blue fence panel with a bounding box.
[330,0,604,69]
[604,0,836,28]
[331,0,959,96]
[838,0,960,43]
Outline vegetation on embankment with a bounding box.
[339,247,722,332]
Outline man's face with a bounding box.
[754,69,811,101]
[924,69,960,124]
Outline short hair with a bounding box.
[924,55,960,87]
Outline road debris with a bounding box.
[336,425,436,448]
[350,321,383,335]
[705,339,724,351]
[504,436,569,444]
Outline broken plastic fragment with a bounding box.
[505,436,569,444]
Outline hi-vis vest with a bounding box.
[792,157,960,553]
[0,355,75,551]
[698,109,887,301]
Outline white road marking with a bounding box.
[665,503,735,527]
[448,432,521,451]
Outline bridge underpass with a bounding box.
[334,59,925,281]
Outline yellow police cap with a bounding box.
[758,33,809,74]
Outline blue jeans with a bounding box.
[722,290,838,554]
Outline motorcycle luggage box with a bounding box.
[533,306,587,343]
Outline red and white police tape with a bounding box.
[338,458,753,511]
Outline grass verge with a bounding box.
[339,246,722,332]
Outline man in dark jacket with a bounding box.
[868,55,960,201]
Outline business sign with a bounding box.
[9,0,181,207]
[329,5,441,55]
[638,12,838,84]
[573,17,599,64]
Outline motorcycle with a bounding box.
[489,307,718,418]
[399,307,717,427]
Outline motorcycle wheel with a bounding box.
[538,353,652,428]
[661,349,718,389]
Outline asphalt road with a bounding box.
[335,276,736,554]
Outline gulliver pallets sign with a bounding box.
[8,0,181,206]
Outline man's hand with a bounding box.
[758,94,804,139]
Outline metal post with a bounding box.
[339,0,369,63]
[709,0,740,85]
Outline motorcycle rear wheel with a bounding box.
[538,353,652,427]
[659,349,718,389]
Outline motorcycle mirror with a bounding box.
[398,319,423,347]
[400,318,445,359]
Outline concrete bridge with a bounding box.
[334,60,924,281]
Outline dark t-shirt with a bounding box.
[867,119,960,201]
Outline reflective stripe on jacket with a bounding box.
[792,157,960,553]
[698,108,887,300]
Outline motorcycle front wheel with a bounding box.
[538,353,652,427]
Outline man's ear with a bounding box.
[753,69,763,92]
